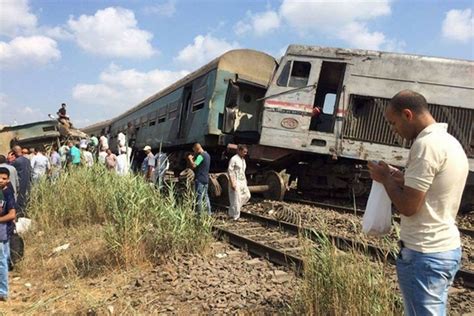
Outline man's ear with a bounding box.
[402,108,413,121]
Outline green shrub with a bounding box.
[28,165,212,266]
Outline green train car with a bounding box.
[83,49,277,170]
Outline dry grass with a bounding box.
[0,165,213,314]
[27,165,213,266]
[3,225,137,314]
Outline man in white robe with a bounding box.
[228,145,251,220]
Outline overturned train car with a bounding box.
[83,46,474,211]
[0,120,86,155]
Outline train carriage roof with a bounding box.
[109,49,276,124]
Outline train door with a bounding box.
[310,61,346,133]
[223,80,267,143]
[178,85,193,139]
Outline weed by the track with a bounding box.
[291,234,403,316]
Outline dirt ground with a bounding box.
[1,222,472,315]
[0,226,297,315]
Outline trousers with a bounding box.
[396,246,461,316]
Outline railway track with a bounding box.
[212,206,474,290]
[284,194,474,238]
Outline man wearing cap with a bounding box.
[142,146,155,182]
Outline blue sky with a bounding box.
[1,0,473,127]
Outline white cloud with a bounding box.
[234,10,281,36]
[175,34,239,68]
[338,22,386,50]
[72,64,188,115]
[0,93,46,126]
[279,0,393,50]
[442,8,474,42]
[0,36,61,67]
[67,7,156,58]
[0,0,37,37]
[143,1,176,17]
[41,26,74,41]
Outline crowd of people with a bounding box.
[1,90,466,313]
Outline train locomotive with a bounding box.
[83,45,474,211]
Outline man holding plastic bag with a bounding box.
[367,90,468,316]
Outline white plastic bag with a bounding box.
[362,181,392,236]
[15,217,32,234]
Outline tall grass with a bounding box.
[28,165,212,266]
[292,234,402,316]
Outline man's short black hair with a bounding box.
[0,155,6,164]
[390,90,429,114]
[0,167,10,177]
[237,144,248,151]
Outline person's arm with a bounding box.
[0,208,16,223]
[0,191,16,223]
[368,161,426,217]
[187,154,203,170]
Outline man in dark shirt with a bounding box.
[0,167,17,300]
[11,146,31,218]
[187,143,211,215]
[57,103,72,128]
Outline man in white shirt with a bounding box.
[30,147,50,182]
[98,148,107,165]
[116,147,130,176]
[82,145,94,167]
[227,145,251,220]
[368,90,468,316]
[99,134,109,151]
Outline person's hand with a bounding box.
[367,161,391,183]
[388,166,404,186]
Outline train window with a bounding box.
[277,61,291,86]
[149,120,156,126]
[192,101,205,112]
[322,93,336,114]
[288,61,311,88]
[158,114,166,123]
[168,109,178,120]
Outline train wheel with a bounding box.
[209,174,222,198]
[263,171,286,201]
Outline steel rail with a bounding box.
[212,204,474,289]
[212,226,304,274]
[239,210,396,262]
[238,210,474,289]
[283,196,474,238]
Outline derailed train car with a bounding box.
[257,45,473,209]
[83,46,474,210]
[0,120,87,154]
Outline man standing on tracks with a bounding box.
[228,144,251,220]
[368,90,468,316]
[187,143,211,215]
